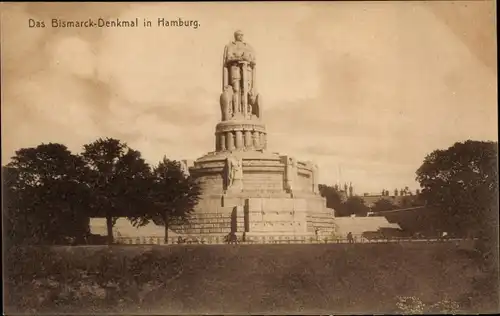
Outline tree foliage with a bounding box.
[80,138,151,244]
[130,157,202,243]
[3,143,91,245]
[4,138,205,246]
[319,184,343,211]
[416,140,498,240]
[372,198,398,213]
[319,185,371,217]
[339,196,370,217]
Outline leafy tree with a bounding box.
[3,143,91,245]
[3,166,28,245]
[415,140,498,241]
[409,193,426,207]
[399,196,413,208]
[81,138,151,244]
[129,157,201,243]
[319,184,343,211]
[339,196,370,217]
[372,198,398,213]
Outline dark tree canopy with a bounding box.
[416,140,498,238]
[4,143,91,245]
[130,157,202,242]
[3,138,205,245]
[342,196,370,217]
[6,143,86,188]
[319,184,343,211]
[319,185,370,217]
[81,138,151,244]
[372,198,398,213]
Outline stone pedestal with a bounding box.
[215,119,267,152]
[171,150,337,238]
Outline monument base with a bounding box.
[171,191,337,238]
[171,143,337,239]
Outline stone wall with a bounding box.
[242,170,283,192]
[172,210,233,235]
[245,198,308,235]
[334,217,401,237]
[198,173,224,195]
[296,172,312,193]
[193,194,224,213]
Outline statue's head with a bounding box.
[234,30,244,42]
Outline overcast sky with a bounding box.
[1,1,497,194]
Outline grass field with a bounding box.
[4,241,498,314]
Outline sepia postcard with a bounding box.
[1,1,498,315]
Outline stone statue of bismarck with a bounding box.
[220,30,262,121]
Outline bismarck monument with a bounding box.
[175,31,336,239]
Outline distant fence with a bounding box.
[113,235,476,246]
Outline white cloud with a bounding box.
[50,36,97,78]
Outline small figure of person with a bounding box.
[226,231,238,244]
[347,232,354,244]
[441,231,448,241]
[177,236,186,244]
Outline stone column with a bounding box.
[215,133,221,151]
[252,131,260,148]
[226,132,235,151]
[244,130,253,149]
[241,63,248,117]
[252,65,256,92]
[259,132,266,149]
[220,133,226,151]
[235,130,243,149]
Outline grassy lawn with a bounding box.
[4,242,498,314]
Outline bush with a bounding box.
[396,296,461,314]
[429,298,460,313]
[4,246,194,313]
[396,296,426,314]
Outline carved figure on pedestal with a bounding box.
[232,158,243,183]
[226,157,233,187]
[220,86,234,121]
[222,30,261,119]
[285,157,297,194]
[312,164,319,194]
[225,156,243,192]
[248,90,262,118]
